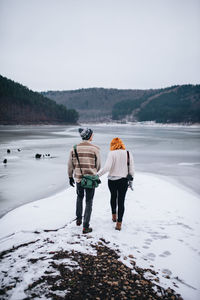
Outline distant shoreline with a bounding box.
[0,121,200,128]
[81,121,200,128]
[0,122,78,126]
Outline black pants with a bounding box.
[76,183,95,228]
[108,178,128,222]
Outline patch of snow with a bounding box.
[0,173,200,300]
[3,156,20,161]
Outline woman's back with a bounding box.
[98,149,134,178]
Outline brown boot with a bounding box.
[115,222,122,231]
[112,214,117,222]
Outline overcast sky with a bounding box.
[0,0,199,91]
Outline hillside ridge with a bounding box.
[43,85,200,123]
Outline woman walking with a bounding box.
[98,138,134,230]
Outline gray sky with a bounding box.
[0,0,199,91]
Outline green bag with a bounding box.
[73,145,100,189]
[81,175,100,189]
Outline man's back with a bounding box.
[68,140,100,183]
[68,127,101,234]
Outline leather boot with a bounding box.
[76,219,82,226]
[112,214,117,222]
[115,222,122,231]
[83,227,92,234]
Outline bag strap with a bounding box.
[73,145,83,176]
[127,151,130,174]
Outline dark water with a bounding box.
[0,124,200,217]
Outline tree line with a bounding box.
[112,85,200,123]
[44,85,200,123]
[0,75,79,124]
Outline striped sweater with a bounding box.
[68,141,101,183]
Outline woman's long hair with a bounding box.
[110,137,126,151]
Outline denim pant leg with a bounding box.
[83,188,95,228]
[108,180,118,214]
[76,183,84,220]
[117,178,128,222]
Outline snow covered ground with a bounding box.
[0,173,200,299]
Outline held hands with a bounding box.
[96,174,101,184]
[69,177,75,187]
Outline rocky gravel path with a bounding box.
[0,237,183,300]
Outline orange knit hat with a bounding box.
[110,137,126,151]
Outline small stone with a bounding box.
[154,278,160,282]
[135,280,140,284]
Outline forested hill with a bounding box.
[42,88,158,122]
[0,75,78,125]
[43,85,200,123]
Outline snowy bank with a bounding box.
[0,173,200,299]
[81,122,200,129]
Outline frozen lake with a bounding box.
[0,124,200,217]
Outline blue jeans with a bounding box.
[76,182,95,228]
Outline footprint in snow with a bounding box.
[142,253,156,261]
[147,253,156,258]
[151,233,169,240]
[177,222,193,230]
[190,246,199,253]
[122,243,128,246]
[162,269,172,276]
[145,239,152,245]
[159,251,171,257]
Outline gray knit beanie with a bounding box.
[78,128,93,140]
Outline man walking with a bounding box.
[68,128,101,234]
